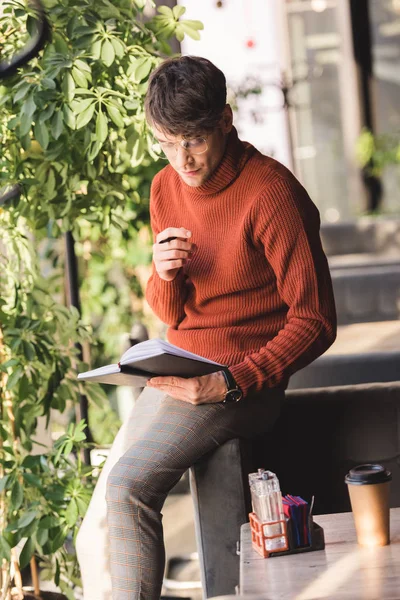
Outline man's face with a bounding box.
[151,106,233,187]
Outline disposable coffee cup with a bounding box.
[345,464,392,547]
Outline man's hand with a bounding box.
[146,371,227,405]
[153,226,194,281]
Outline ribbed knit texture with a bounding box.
[145,127,337,397]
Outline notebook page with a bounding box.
[120,338,220,365]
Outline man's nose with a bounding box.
[175,145,193,168]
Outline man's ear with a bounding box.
[220,104,233,134]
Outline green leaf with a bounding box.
[41,78,56,90]
[157,6,173,17]
[75,59,91,74]
[0,425,7,442]
[51,528,67,552]
[6,366,23,390]
[105,104,124,128]
[173,5,186,19]
[130,136,145,167]
[22,339,36,360]
[65,498,78,527]
[36,527,48,547]
[11,480,23,509]
[44,140,64,160]
[39,103,56,123]
[52,110,64,140]
[22,455,41,469]
[126,128,138,153]
[124,98,139,110]
[87,140,102,161]
[181,19,204,30]
[111,37,125,58]
[0,475,9,492]
[2,444,15,456]
[76,103,95,129]
[0,536,11,562]
[22,473,42,488]
[13,83,31,103]
[39,515,59,529]
[133,58,153,82]
[62,72,75,103]
[34,121,50,149]
[17,511,37,529]
[63,105,76,129]
[44,167,56,197]
[71,97,95,114]
[178,22,202,41]
[53,32,69,54]
[18,516,38,539]
[75,496,89,517]
[19,111,32,136]
[0,358,19,371]
[72,66,88,89]
[91,38,102,60]
[23,95,36,116]
[96,110,108,143]
[55,558,60,586]
[101,39,115,67]
[18,375,31,400]
[97,0,121,19]
[19,537,35,569]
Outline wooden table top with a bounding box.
[240,508,400,600]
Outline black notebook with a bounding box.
[77,338,226,387]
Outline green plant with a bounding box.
[0,0,203,597]
[356,128,400,177]
[0,214,99,599]
[0,0,203,233]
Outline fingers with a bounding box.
[153,227,195,280]
[156,226,191,245]
[146,376,220,405]
[154,248,193,261]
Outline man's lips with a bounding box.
[181,169,200,176]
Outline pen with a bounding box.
[159,236,177,244]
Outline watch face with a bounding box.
[225,389,242,403]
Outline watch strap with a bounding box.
[221,369,243,402]
[222,368,238,391]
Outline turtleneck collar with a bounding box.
[177,127,256,198]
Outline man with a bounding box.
[76,55,336,600]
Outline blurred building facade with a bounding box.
[178,0,400,222]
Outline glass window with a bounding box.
[285,0,349,221]
[370,0,400,213]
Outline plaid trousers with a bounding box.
[76,385,283,600]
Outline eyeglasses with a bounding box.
[151,136,208,159]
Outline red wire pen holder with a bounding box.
[249,512,289,558]
[249,511,325,559]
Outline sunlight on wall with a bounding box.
[178,0,293,169]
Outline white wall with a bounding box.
[178,0,293,169]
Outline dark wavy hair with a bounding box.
[145,55,227,136]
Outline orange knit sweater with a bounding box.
[145,128,337,397]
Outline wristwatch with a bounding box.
[221,369,243,403]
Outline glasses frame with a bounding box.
[151,136,209,159]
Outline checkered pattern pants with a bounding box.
[76,385,283,600]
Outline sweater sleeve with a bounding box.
[229,176,337,397]
[145,173,189,327]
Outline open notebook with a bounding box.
[77,338,226,387]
